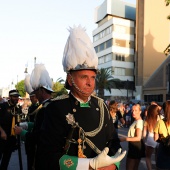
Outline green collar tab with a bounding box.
[80,102,90,107]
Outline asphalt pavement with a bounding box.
[8,142,27,170]
[6,127,156,170]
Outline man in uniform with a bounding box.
[14,64,53,170]
[36,26,126,170]
[0,89,22,170]
[27,91,39,122]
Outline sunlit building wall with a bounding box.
[93,0,136,101]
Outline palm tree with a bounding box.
[95,68,122,99]
[165,0,170,19]
[56,77,65,84]
[52,77,68,98]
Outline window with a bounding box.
[114,25,126,34]
[105,53,112,62]
[115,54,125,61]
[93,25,113,42]
[94,46,98,53]
[106,39,112,49]
[99,43,105,51]
[122,56,125,61]
[114,68,125,76]
[115,39,126,47]
[98,57,104,64]
[95,39,113,53]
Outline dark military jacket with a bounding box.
[27,102,40,122]
[35,93,121,170]
[0,101,22,151]
[25,99,51,153]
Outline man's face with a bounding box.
[109,105,117,114]
[34,89,42,103]
[10,95,19,105]
[68,70,96,99]
[30,95,38,104]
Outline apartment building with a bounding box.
[93,0,136,101]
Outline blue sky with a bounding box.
[0,0,136,88]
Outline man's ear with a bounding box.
[67,74,73,87]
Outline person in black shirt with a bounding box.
[109,100,125,131]
[27,92,39,122]
[14,65,53,170]
[0,89,22,170]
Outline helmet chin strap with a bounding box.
[69,74,94,95]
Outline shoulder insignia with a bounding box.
[29,104,42,116]
[91,94,110,119]
[51,94,69,101]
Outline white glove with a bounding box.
[89,147,126,169]
[19,122,28,130]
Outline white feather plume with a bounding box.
[24,74,33,94]
[30,64,53,91]
[62,25,98,72]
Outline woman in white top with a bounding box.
[120,104,145,170]
[143,104,159,170]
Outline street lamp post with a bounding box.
[127,79,129,101]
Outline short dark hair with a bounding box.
[109,100,117,106]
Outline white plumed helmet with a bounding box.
[30,64,53,92]
[24,74,34,95]
[62,25,98,73]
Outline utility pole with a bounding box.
[127,79,129,101]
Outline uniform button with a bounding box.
[73,108,76,112]
[96,108,99,111]
[75,101,79,105]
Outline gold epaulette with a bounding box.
[51,94,69,101]
[28,104,43,116]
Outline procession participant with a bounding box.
[0,89,22,170]
[27,91,39,122]
[36,25,126,170]
[14,65,53,170]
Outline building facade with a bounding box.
[93,0,170,103]
[136,0,170,103]
[93,0,136,102]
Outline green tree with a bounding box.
[15,80,26,97]
[52,79,68,98]
[95,68,121,99]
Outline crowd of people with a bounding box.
[106,99,170,170]
[0,25,170,170]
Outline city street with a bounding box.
[7,127,156,170]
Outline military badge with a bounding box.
[64,159,74,168]
[66,113,79,128]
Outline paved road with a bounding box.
[8,142,27,170]
[7,128,156,170]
